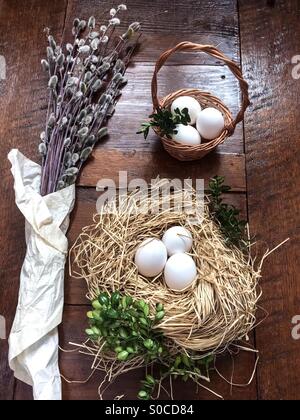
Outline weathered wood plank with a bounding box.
[14,381,33,401]
[64,0,240,64]
[0,0,68,401]
[79,151,246,191]
[239,0,300,400]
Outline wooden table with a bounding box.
[0,0,299,400]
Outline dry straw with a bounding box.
[70,181,261,364]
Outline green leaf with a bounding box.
[126,296,133,306]
[136,300,146,310]
[145,374,156,385]
[139,317,148,327]
[91,326,101,336]
[92,311,103,322]
[111,291,120,307]
[106,308,118,319]
[117,350,129,361]
[98,293,109,305]
[121,295,128,309]
[85,328,95,336]
[92,300,102,310]
[143,304,150,317]
[101,327,108,337]
[182,354,191,368]
[87,311,94,319]
[119,327,128,339]
[155,310,165,321]
[143,339,154,349]
[156,303,164,312]
[137,122,151,140]
[128,309,139,318]
[138,390,149,400]
[174,355,182,369]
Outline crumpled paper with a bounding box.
[8,149,75,400]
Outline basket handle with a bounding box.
[151,42,250,132]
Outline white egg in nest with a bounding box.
[164,253,197,291]
[196,107,225,140]
[171,96,202,125]
[162,226,193,256]
[172,124,201,146]
[135,238,168,278]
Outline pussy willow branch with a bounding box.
[39,5,141,196]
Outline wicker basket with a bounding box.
[151,42,250,161]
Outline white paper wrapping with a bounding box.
[8,149,75,400]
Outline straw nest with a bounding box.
[70,183,261,357]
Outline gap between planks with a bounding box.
[78,151,246,192]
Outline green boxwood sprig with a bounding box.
[137,107,191,140]
[209,176,248,249]
[86,291,214,400]
[138,353,215,400]
[86,292,166,363]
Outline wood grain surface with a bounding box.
[63,0,240,64]
[79,151,246,191]
[1,0,299,401]
[240,0,300,400]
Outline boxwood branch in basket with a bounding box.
[39,5,141,196]
[137,107,191,140]
[209,176,248,249]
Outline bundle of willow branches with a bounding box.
[39,5,141,196]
